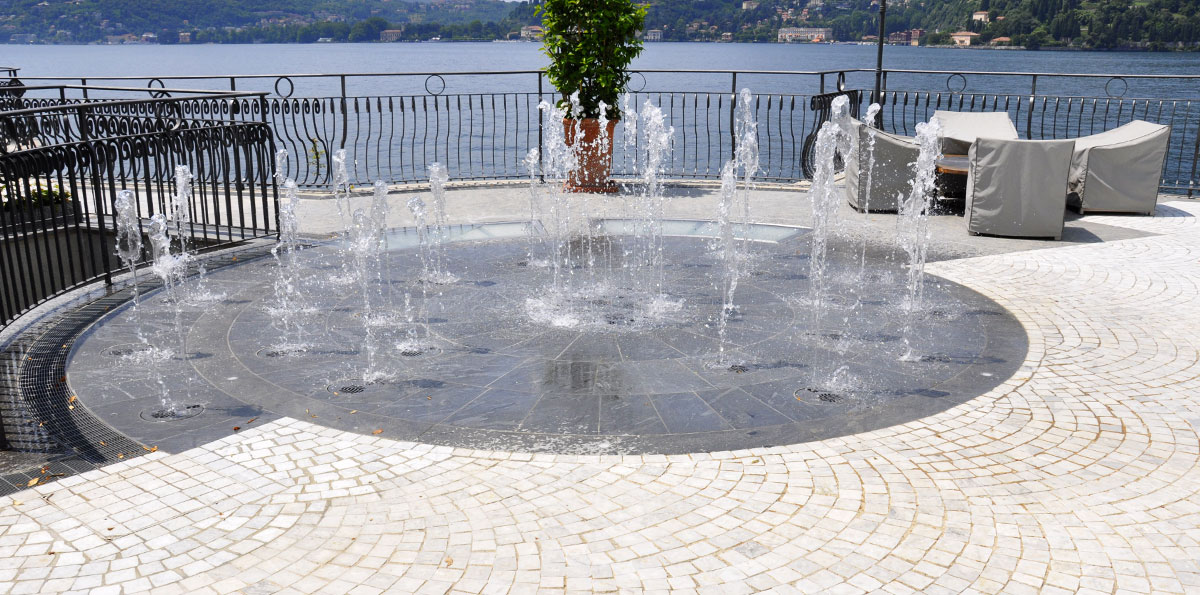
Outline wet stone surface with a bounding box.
[67,224,1027,454]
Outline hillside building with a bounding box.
[951,31,980,45]
[778,27,832,42]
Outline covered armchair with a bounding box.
[1067,120,1170,215]
[965,138,1075,240]
[933,110,1019,155]
[844,118,919,212]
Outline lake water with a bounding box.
[6,42,1200,99]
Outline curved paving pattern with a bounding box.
[2,200,1200,594]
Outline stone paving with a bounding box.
[3,188,1200,594]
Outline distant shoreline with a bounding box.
[1,39,1196,53]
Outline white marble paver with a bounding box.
[4,197,1200,594]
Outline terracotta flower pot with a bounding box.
[563,118,619,193]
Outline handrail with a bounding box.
[12,68,1200,81]
[5,84,270,95]
[0,90,267,118]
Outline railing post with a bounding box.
[819,73,825,94]
[230,77,237,91]
[81,78,88,100]
[730,72,738,157]
[537,72,544,180]
[339,75,348,150]
[1026,74,1037,139]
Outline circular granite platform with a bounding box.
[67,221,1027,454]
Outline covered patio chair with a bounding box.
[965,138,1075,240]
[844,118,919,212]
[1067,120,1170,215]
[933,110,1019,155]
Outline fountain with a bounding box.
[61,94,1026,456]
[898,117,944,361]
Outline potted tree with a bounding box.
[538,0,646,193]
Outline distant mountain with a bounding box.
[638,0,1200,49]
[2,0,1197,49]
[0,0,526,43]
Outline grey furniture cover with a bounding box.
[844,118,919,212]
[966,138,1075,240]
[933,110,1019,155]
[1067,119,1170,215]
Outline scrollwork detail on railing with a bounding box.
[425,75,446,96]
[800,90,862,178]
[147,78,170,99]
[626,72,647,94]
[1105,77,1128,99]
[946,74,967,94]
[275,76,294,99]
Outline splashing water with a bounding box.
[805,95,855,384]
[425,163,458,285]
[898,117,943,362]
[734,89,759,255]
[715,160,740,364]
[523,148,548,267]
[860,103,882,216]
[146,213,188,412]
[369,179,396,313]
[855,103,884,280]
[114,190,143,304]
[171,165,224,304]
[332,149,351,226]
[538,100,577,294]
[348,208,389,382]
[267,178,311,353]
[638,99,674,297]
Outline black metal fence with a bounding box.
[14,68,1197,195]
[0,88,278,329]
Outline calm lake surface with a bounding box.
[7,42,1200,99]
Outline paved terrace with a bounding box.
[2,183,1200,594]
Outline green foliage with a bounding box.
[0,184,72,211]
[2,0,535,44]
[4,0,1199,48]
[537,0,646,120]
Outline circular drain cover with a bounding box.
[794,387,845,404]
[140,404,204,422]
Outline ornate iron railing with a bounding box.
[8,69,1200,194]
[0,89,278,329]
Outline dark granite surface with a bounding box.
[65,224,1028,455]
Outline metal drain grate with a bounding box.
[140,404,204,422]
[256,347,306,359]
[795,387,844,404]
[104,343,153,357]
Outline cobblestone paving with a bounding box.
[3,201,1200,594]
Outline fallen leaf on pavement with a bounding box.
[372,429,383,434]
